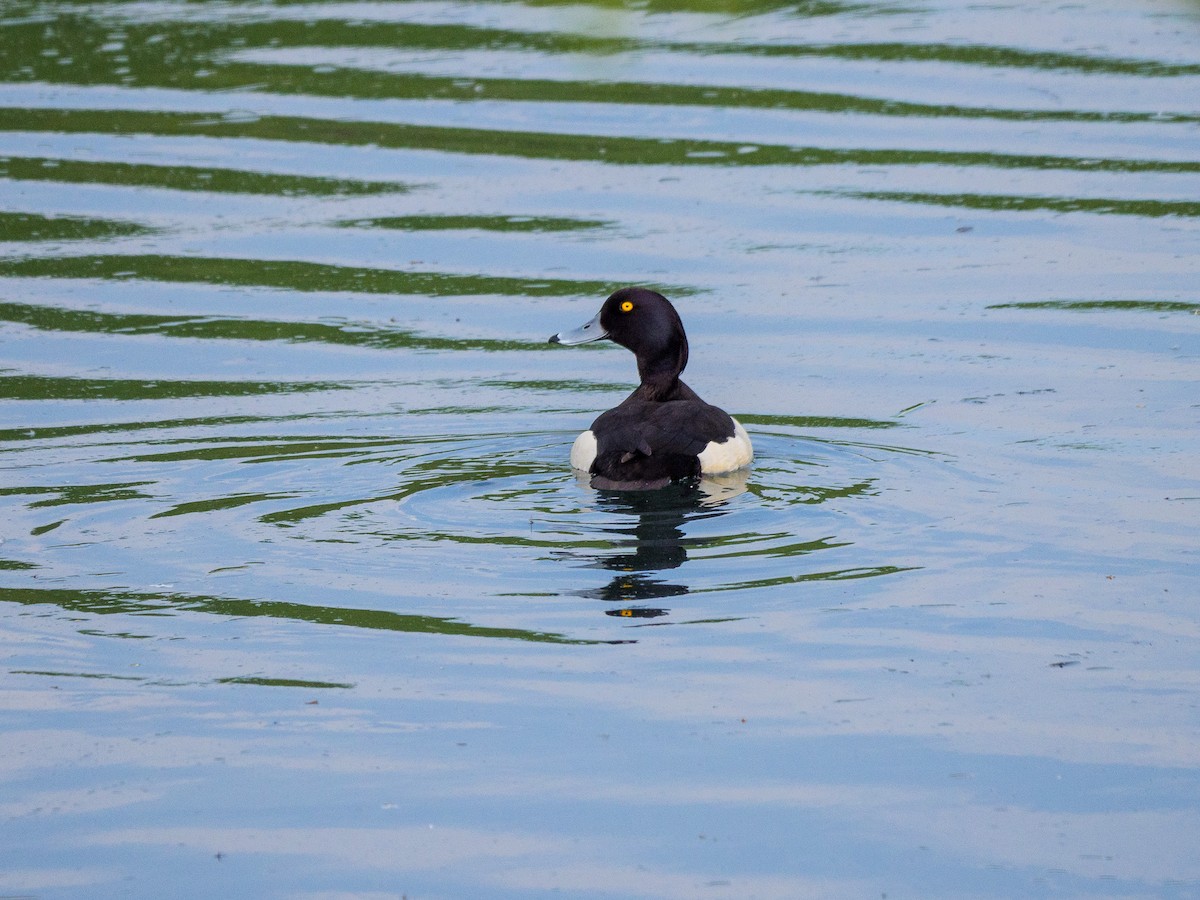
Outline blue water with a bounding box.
[1,0,1198,896]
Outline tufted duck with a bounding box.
[549,287,753,490]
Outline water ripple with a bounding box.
[217,428,930,620]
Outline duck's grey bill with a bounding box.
[549,311,608,345]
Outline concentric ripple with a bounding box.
[231,426,932,622]
[2,399,939,637]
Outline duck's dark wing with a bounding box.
[588,397,736,490]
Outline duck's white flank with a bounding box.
[697,418,753,474]
[569,429,598,471]
[568,419,752,474]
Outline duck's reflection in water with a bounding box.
[570,469,748,619]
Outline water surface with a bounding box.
[1,0,1198,896]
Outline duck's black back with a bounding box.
[588,380,738,490]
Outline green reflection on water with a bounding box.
[0,413,307,443]
[482,378,637,394]
[1,480,156,508]
[0,585,602,645]
[343,215,610,232]
[0,374,347,401]
[0,211,149,241]
[756,40,1200,77]
[702,564,918,592]
[5,12,1197,97]
[740,479,879,507]
[694,533,852,558]
[988,300,1200,313]
[3,108,1196,174]
[10,669,145,681]
[113,435,405,464]
[0,156,410,196]
[0,255,608,297]
[258,464,555,529]
[843,190,1200,219]
[0,301,552,352]
[739,413,899,430]
[150,492,300,520]
[216,676,354,689]
[207,65,1200,127]
[518,0,870,15]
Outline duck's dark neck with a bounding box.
[635,367,700,404]
[633,345,687,401]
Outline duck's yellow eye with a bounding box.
[620,300,634,313]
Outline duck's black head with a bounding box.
[549,288,689,395]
